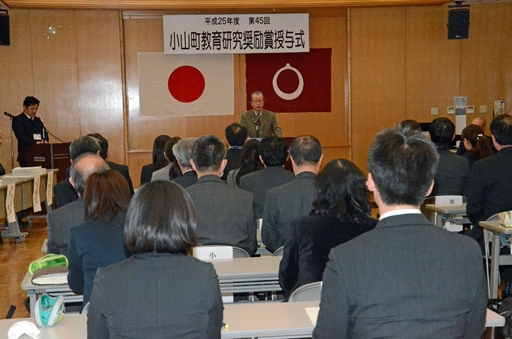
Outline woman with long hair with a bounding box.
[227,139,264,187]
[87,181,223,338]
[461,124,492,173]
[279,158,377,299]
[67,169,131,309]
[150,136,182,181]
[140,134,171,185]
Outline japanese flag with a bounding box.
[139,53,234,117]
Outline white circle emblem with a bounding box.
[272,63,304,101]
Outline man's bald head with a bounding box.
[69,153,109,195]
[471,117,487,133]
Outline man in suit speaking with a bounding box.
[12,96,48,167]
[313,126,486,338]
[240,91,282,138]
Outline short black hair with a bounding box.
[368,127,439,206]
[491,114,512,146]
[69,136,101,161]
[124,181,198,256]
[23,96,40,107]
[259,137,288,167]
[312,158,371,224]
[399,119,421,133]
[225,123,247,147]
[191,135,226,172]
[87,133,108,159]
[429,117,455,149]
[289,135,322,166]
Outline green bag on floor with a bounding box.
[29,254,68,275]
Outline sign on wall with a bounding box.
[163,14,309,55]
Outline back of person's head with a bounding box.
[87,133,108,159]
[124,181,198,256]
[289,135,322,166]
[23,96,40,107]
[70,153,109,195]
[312,158,371,224]
[428,117,455,149]
[462,124,492,160]
[225,123,247,147]
[259,137,288,167]
[236,139,264,185]
[83,169,131,223]
[399,119,421,134]
[164,137,182,180]
[152,135,171,166]
[173,138,197,169]
[191,135,226,172]
[69,136,101,161]
[491,114,512,146]
[368,127,439,206]
[472,117,487,131]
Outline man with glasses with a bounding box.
[241,91,282,138]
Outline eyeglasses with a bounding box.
[251,100,264,104]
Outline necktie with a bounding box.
[256,114,261,133]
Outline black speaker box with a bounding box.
[448,9,470,40]
[0,13,10,46]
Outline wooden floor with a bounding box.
[0,217,47,319]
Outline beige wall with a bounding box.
[1,4,511,185]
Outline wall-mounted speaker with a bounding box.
[0,11,10,46]
[448,8,470,40]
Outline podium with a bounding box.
[25,143,70,182]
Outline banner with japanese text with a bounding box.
[163,14,309,54]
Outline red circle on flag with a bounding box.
[168,66,205,103]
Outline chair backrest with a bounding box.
[272,246,284,257]
[193,245,250,260]
[288,281,322,302]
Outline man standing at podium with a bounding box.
[240,91,282,139]
[12,96,48,167]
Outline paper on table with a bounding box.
[6,183,16,223]
[32,175,41,213]
[46,172,53,206]
[305,307,319,326]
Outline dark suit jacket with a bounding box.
[186,175,257,256]
[239,166,294,218]
[46,197,84,256]
[467,147,512,248]
[67,212,127,307]
[430,149,469,196]
[88,252,223,339]
[313,213,487,338]
[54,176,78,208]
[12,113,47,166]
[107,161,134,195]
[140,162,161,186]
[279,214,377,299]
[172,170,197,189]
[222,148,242,180]
[262,171,317,253]
[240,109,282,138]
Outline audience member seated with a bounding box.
[279,158,377,300]
[87,133,134,195]
[467,115,512,297]
[226,139,264,187]
[313,126,486,338]
[140,134,170,186]
[67,170,130,308]
[222,123,247,180]
[151,136,181,182]
[428,117,469,196]
[460,124,492,174]
[240,136,293,218]
[262,135,322,253]
[456,117,494,155]
[398,119,421,133]
[171,137,198,189]
[53,135,101,208]
[47,153,109,256]
[87,181,223,338]
[186,135,257,256]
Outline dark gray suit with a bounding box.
[172,170,197,189]
[88,253,223,339]
[186,175,257,256]
[430,149,469,196]
[262,171,317,253]
[107,160,134,195]
[239,166,294,218]
[46,197,84,256]
[313,213,487,338]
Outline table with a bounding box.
[0,305,503,339]
[21,256,282,316]
[424,202,467,231]
[480,220,512,298]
